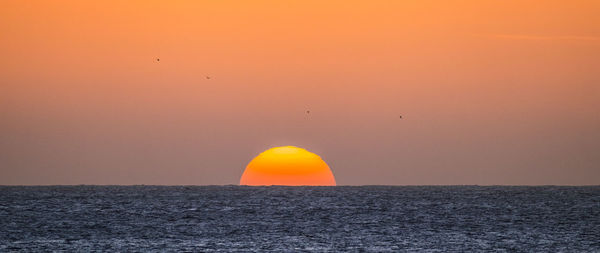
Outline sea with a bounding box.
[0,186,598,252]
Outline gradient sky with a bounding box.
[1,0,599,185]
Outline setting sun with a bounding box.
[240,146,336,186]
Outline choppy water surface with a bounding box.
[0,186,598,251]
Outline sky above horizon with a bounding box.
[1,0,599,185]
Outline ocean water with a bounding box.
[0,186,598,252]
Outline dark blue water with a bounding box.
[0,186,598,251]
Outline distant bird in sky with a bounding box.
[306,110,310,114]
[156,58,160,62]
[399,115,403,119]
[206,76,211,79]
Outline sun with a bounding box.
[240,146,336,186]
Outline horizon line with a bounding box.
[0,184,598,187]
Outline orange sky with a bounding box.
[1,0,599,185]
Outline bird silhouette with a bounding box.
[206,76,211,79]
[156,58,160,62]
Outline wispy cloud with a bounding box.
[480,33,600,42]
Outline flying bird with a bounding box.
[306,110,310,114]
[156,58,160,62]
[206,76,211,79]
